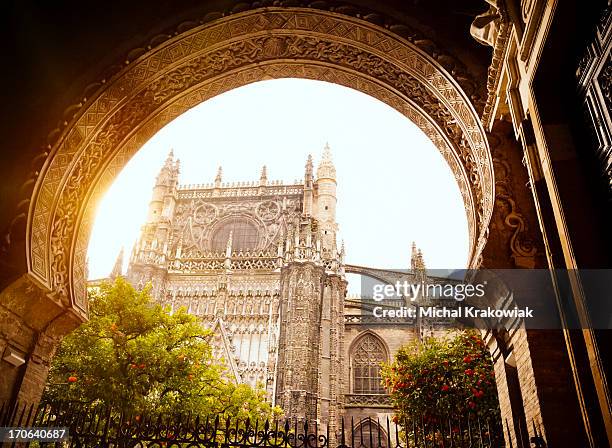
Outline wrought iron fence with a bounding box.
[0,400,510,447]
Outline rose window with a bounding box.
[211,219,259,252]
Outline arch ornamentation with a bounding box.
[26,7,494,312]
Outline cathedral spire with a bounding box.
[314,143,338,252]
[110,246,124,279]
[215,166,223,187]
[316,142,336,180]
[303,154,314,216]
[417,249,426,270]
[155,149,179,186]
[411,243,426,275]
[260,165,268,186]
[161,149,177,176]
[305,154,314,187]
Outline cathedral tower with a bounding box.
[275,144,346,437]
[127,151,179,297]
[314,143,338,254]
[147,150,180,222]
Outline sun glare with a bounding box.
[87,78,469,282]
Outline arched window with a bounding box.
[211,219,259,252]
[351,333,387,394]
[352,418,387,448]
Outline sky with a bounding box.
[87,78,469,291]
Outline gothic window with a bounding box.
[352,418,387,448]
[351,333,387,394]
[211,219,259,252]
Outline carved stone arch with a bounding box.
[25,6,494,314]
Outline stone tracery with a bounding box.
[351,332,388,394]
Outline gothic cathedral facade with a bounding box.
[122,145,426,437]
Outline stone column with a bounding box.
[0,274,84,405]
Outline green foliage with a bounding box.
[44,278,280,421]
[381,330,500,422]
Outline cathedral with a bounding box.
[120,144,445,436]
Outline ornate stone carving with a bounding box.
[256,201,281,222]
[171,252,280,272]
[193,203,217,225]
[470,0,510,130]
[485,126,542,269]
[345,393,391,407]
[27,7,494,308]
[577,5,612,203]
[174,196,289,254]
[470,1,502,47]
[493,158,537,264]
[480,21,509,128]
[599,55,612,111]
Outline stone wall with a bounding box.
[0,275,83,405]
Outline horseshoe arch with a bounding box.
[26,7,494,313]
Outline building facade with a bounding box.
[123,145,448,438]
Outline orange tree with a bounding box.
[381,330,499,422]
[44,278,280,421]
